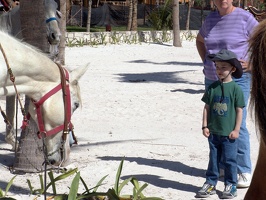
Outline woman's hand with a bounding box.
[240,59,251,73]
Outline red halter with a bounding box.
[21,65,72,140]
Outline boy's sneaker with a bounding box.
[221,184,237,199]
[196,183,216,198]
[237,173,251,188]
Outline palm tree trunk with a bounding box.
[132,0,138,31]
[20,0,49,53]
[57,0,66,64]
[185,0,193,30]
[13,0,48,173]
[127,0,133,31]
[173,0,181,47]
[87,0,92,32]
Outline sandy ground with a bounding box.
[0,40,259,200]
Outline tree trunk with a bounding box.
[185,0,193,30]
[132,0,138,31]
[13,0,48,173]
[56,0,66,64]
[87,0,92,32]
[20,0,49,53]
[127,0,133,31]
[173,0,181,47]
[66,0,72,23]
[243,0,247,8]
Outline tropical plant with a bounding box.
[24,158,163,200]
[0,176,17,199]
[148,0,173,30]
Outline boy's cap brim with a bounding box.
[208,49,243,78]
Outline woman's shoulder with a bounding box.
[234,7,256,18]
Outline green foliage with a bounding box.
[181,30,196,41]
[148,0,173,30]
[27,168,78,195]
[66,26,154,32]
[194,0,204,8]
[0,176,16,199]
[2,159,162,200]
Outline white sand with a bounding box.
[0,40,259,199]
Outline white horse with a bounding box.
[0,0,61,46]
[0,31,88,166]
[0,0,61,150]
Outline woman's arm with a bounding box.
[196,33,206,62]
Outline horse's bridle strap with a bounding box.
[46,17,57,23]
[31,67,72,139]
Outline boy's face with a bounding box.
[215,61,236,80]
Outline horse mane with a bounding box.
[248,20,266,144]
[0,30,50,58]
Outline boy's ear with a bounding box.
[232,67,236,72]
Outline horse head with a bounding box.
[0,30,88,167]
[27,64,89,166]
[45,0,61,45]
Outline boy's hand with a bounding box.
[202,128,210,138]
[229,130,239,139]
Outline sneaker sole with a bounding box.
[196,191,216,198]
[237,183,250,188]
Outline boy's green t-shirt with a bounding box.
[201,80,245,136]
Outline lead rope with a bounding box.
[0,43,28,125]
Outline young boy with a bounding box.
[196,49,245,199]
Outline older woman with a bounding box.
[196,0,258,190]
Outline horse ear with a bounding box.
[70,63,89,83]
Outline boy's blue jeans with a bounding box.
[206,134,238,186]
[205,73,252,174]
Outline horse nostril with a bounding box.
[49,159,56,165]
[74,102,79,109]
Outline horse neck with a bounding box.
[0,33,61,100]
[45,0,57,18]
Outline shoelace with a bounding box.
[239,174,248,181]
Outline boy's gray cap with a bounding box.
[208,49,243,78]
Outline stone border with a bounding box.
[65,30,198,46]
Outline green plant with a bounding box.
[0,176,17,199]
[148,0,173,30]
[181,30,196,41]
[27,168,78,195]
[25,158,163,199]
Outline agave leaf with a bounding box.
[133,183,148,200]
[117,177,132,195]
[26,179,34,194]
[0,188,3,197]
[54,194,68,200]
[114,158,125,195]
[68,171,80,200]
[79,176,90,194]
[93,174,108,193]
[76,192,108,200]
[38,174,44,194]
[46,168,78,191]
[48,171,56,194]
[4,176,16,196]
[106,188,120,200]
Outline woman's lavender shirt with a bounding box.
[199,7,258,81]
